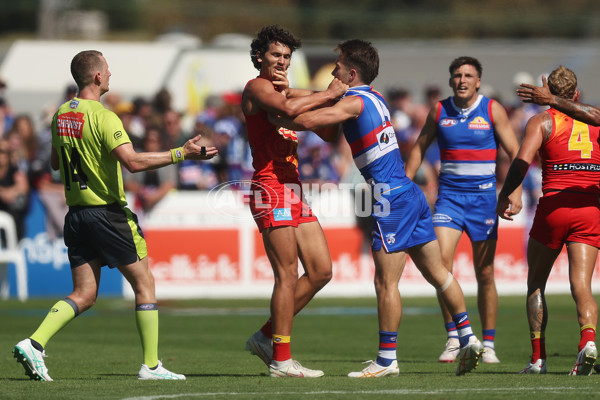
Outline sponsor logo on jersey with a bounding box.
[56,112,85,139]
[553,163,600,171]
[273,208,292,221]
[385,233,396,244]
[51,308,59,313]
[479,182,494,190]
[440,118,457,127]
[468,116,491,130]
[376,129,396,151]
[69,99,79,109]
[277,127,298,142]
[485,218,495,226]
[380,132,390,144]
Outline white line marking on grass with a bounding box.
[120,386,592,400]
[161,306,438,317]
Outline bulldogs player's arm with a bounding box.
[405,102,441,180]
[271,69,326,100]
[246,75,347,118]
[284,96,360,142]
[497,111,546,220]
[492,99,523,216]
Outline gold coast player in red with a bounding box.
[242,25,347,378]
[498,66,600,375]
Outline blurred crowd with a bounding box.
[0,71,548,243]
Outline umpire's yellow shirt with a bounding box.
[51,97,131,207]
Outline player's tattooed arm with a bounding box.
[518,75,600,126]
[539,111,554,142]
[551,97,600,127]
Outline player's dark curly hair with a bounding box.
[547,65,577,99]
[250,25,301,70]
[449,56,483,78]
[335,39,379,85]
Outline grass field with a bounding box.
[1,294,598,399]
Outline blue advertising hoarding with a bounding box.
[3,191,123,299]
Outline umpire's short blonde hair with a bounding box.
[547,66,577,99]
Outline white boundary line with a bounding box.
[121,386,592,400]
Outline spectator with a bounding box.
[213,92,250,183]
[297,131,339,184]
[152,88,172,115]
[162,109,189,148]
[128,97,153,146]
[0,138,29,242]
[178,122,218,190]
[123,126,178,216]
[8,114,38,176]
[0,96,15,136]
[6,129,30,175]
[101,91,122,112]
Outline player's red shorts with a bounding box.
[529,191,600,249]
[249,179,317,232]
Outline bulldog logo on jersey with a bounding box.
[468,116,491,130]
[386,233,396,244]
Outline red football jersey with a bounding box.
[244,78,300,183]
[540,109,600,194]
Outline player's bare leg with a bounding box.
[522,238,558,374]
[472,239,500,363]
[348,249,404,378]
[294,221,333,312]
[261,226,324,377]
[433,227,462,362]
[262,226,298,339]
[410,240,483,375]
[567,242,598,375]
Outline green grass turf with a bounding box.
[0,294,598,399]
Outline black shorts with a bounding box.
[64,203,148,269]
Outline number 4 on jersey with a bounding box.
[569,120,593,159]
[60,146,88,190]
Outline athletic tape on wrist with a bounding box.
[170,147,185,164]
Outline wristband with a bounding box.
[170,147,185,164]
